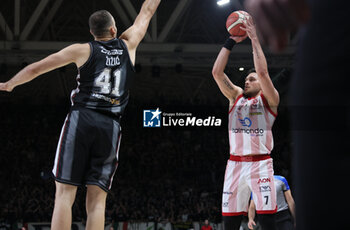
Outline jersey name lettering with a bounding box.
[106,56,120,66]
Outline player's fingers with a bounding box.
[248,222,253,229]
[0,83,13,92]
[247,15,254,26]
[240,26,247,31]
[241,20,254,36]
[243,16,252,28]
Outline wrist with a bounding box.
[250,36,259,43]
[6,81,15,91]
[223,38,236,51]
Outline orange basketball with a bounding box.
[226,10,249,36]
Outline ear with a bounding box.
[110,27,117,37]
[90,29,95,38]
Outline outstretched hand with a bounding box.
[241,15,258,41]
[0,82,13,92]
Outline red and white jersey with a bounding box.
[228,93,277,156]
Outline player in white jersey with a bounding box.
[212,16,279,230]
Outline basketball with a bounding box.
[226,10,249,36]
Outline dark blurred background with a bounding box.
[0,0,294,228]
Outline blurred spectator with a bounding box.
[201,219,213,230]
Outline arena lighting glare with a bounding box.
[239,67,244,71]
[217,0,230,6]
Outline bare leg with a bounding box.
[51,181,77,230]
[85,185,108,230]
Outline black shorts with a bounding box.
[276,209,294,230]
[52,107,121,192]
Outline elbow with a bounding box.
[212,69,218,79]
[212,66,222,79]
[143,0,160,16]
[257,70,269,79]
[25,64,40,76]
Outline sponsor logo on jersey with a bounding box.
[223,191,233,195]
[231,127,264,136]
[143,108,162,127]
[100,46,123,56]
[259,185,271,192]
[91,93,120,105]
[239,117,252,127]
[257,178,271,184]
[222,202,229,207]
[249,112,263,116]
[232,117,264,136]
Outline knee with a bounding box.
[55,183,77,206]
[86,199,106,215]
[86,186,107,214]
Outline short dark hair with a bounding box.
[89,10,114,37]
[246,67,256,76]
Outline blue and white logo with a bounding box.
[238,117,252,127]
[143,108,162,127]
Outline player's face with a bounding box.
[244,73,261,97]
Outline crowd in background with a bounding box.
[0,103,292,229]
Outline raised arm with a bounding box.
[119,0,161,65]
[242,16,279,110]
[0,43,89,92]
[212,36,246,105]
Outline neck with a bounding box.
[244,91,261,98]
[95,36,115,41]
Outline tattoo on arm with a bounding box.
[223,79,233,90]
[253,44,260,59]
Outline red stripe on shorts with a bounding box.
[55,115,70,176]
[229,154,270,162]
[222,211,248,216]
[256,206,277,214]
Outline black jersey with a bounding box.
[71,38,135,117]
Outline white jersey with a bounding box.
[228,93,277,156]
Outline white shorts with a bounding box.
[222,155,277,216]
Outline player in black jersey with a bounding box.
[0,1,161,229]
